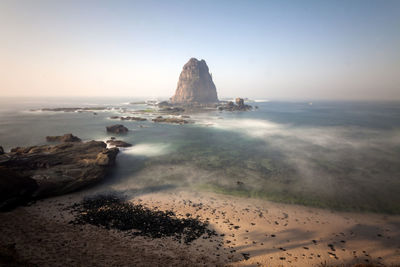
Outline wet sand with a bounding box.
[1,188,399,266]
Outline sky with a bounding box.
[0,0,399,100]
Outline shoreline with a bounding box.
[1,187,399,266]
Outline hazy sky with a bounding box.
[1,0,399,100]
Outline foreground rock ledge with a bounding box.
[0,140,119,210]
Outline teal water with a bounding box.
[1,97,400,213]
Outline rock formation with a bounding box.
[46,133,81,142]
[235,98,244,106]
[218,98,252,111]
[0,139,119,210]
[171,58,218,104]
[106,124,129,134]
[152,116,189,124]
[106,139,132,148]
[0,168,38,211]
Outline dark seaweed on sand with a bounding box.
[69,194,216,243]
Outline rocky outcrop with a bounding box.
[235,98,244,106]
[46,133,81,143]
[160,107,185,113]
[218,98,252,111]
[0,140,119,209]
[171,58,218,104]
[152,116,189,124]
[120,117,146,121]
[157,101,172,108]
[106,139,132,148]
[106,125,129,134]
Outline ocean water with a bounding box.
[1,97,400,213]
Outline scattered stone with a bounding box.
[69,194,216,244]
[106,125,129,134]
[46,133,81,143]
[328,244,336,251]
[241,253,250,260]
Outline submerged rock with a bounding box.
[0,140,119,209]
[46,133,81,143]
[106,124,129,134]
[171,58,219,104]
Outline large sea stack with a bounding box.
[171,58,218,104]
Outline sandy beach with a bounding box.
[1,188,399,267]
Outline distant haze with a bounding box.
[1,0,399,100]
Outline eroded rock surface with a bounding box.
[171,58,218,104]
[106,140,132,148]
[0,168,38,211]
[46,133,81,143]
[0,140,119,210]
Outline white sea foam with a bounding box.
[123,143,171,157]
[212,118,284,138]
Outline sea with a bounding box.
[1,97,399,214]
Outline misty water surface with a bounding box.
[1,98,399,213]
